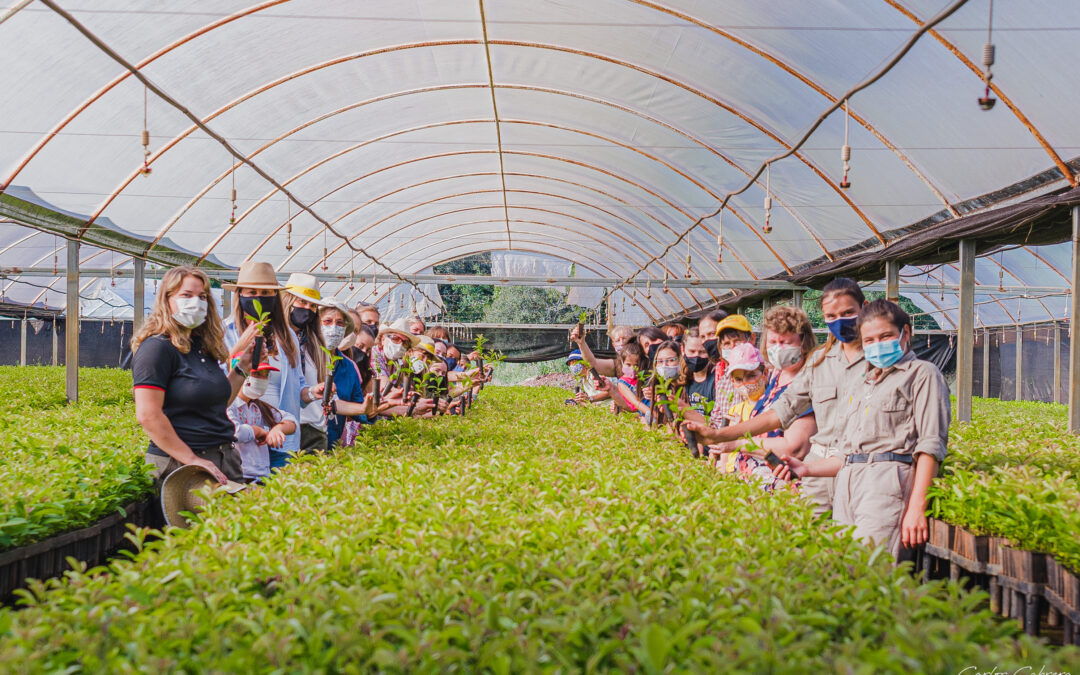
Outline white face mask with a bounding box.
[321,324,346,350]
[172,297,207,329]
[411,358,427,374]
[767,344,804,369]
[656,365,680,380]
[721,347,733,363]
[383,340,406,361]
[242,377,269,400]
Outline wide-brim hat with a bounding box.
[377,318,420,348]
[223,261,286,291]
[160,464,247,529]
[320,297,356,334]
[283,272,333,307]
[416,335,437,357]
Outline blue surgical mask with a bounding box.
[445,357,457,372]
[864,339,905,369]
[569,363,584,375]
[826,316,859,343]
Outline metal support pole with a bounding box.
[1072,206,1080,431]
[957,240,975,422]
[1015,324,1023,402]
[133,258,145,334]
[885,260,900,303]
[19,317,27,366]
[1054,322,1062,404]
[982,328,991,399]
[65,239,79,403]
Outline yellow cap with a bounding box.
[716,314,752,336]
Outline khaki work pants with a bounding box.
[832,460,913,561]
[800,443,835,518]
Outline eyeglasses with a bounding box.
[655,358,680,366]
[387,334,408,345]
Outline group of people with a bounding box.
[131,261,490,488]
[566,278,950,564]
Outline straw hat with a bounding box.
[377,318,420,348]
[283,272,332,307]
[416,335,437,357]
[320,297,356,334]
[160,464,247,529]
[222,261,286,291]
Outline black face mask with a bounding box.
[240,294,277,321]
[704,338,719,361]
[289,307,315,329]
[647,342,660,362]
[685,355,710,373]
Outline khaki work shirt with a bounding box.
[831,350,950,462]
[769,342,866,451]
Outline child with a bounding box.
[227,361,297,482]
[709,343,767,473]
[614,342,650,420]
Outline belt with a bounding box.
[845,452,913,466]
[147,442,234,458]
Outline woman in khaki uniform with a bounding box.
[682,278,868,517]
[775,300,949,563]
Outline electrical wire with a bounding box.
[593,0,973,313]
[38,0,444,314]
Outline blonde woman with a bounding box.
[131,266,253,485]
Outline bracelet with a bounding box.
[231,365,246,378]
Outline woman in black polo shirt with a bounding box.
[131,266,253,484]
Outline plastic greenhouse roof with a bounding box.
[1,0,1078,328]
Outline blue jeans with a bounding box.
[269,450,290,470]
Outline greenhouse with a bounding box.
[1,0,1079,670]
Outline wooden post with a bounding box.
[133,258,145,334]
[982,327,991,399]
[792,290,804,309]
[1070,205,1080,431]
[885,260,900,302]
[66,239,79,403]
[1015,324,1023,401]
[956,240,975,422]
[1054,322,1062,404]
[19,316,27,366]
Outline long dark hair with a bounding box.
[858,299,911,336]
[812,277,866,368]
[251,398,279,432]
[282,293,326,380]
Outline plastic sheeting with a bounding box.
[1,1,1078,324]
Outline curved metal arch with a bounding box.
[306,203,696,313]
[912,293,959,329]
[169,96,830,264]
[240,148,791,275]
[626,0,960,216]
[75,39,881,246]
[306,186,724,286]
[342,233,674,320]
[883,0,1076,187]
[317,186,727,302]
[244,169,757,281]
[341,232,673,320]
[162,80,822,267]
[0,0,291,192]
[951,258,1054,320]
[323,212,705,314]
[198,113,827,267]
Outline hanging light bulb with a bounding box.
[646,278,651,299]
[110,251,116,287]
[349,259,355,291]
[139,86,152,176]
[839,99,852,189]
[716,209,724,264]
[762,163,773,234]
[685,237,692,279]
[978,0,997,110]
[371,272,378,298]
[53,236,59,275]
